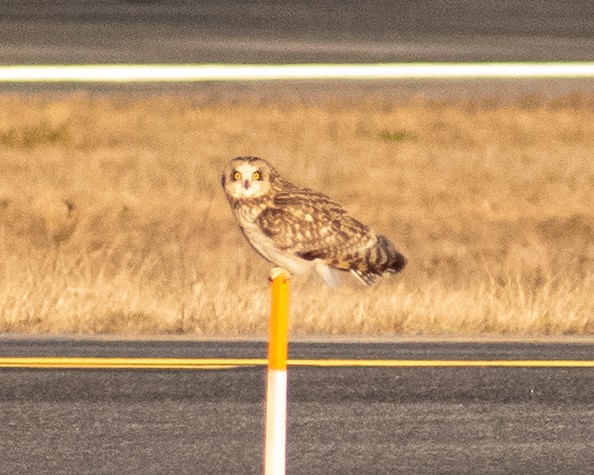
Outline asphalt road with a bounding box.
[1,0,594,64]
[0,338,592,474]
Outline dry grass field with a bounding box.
[0,91,593,337]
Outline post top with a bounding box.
[269,267,291,282]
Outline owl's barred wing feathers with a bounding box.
[256,189,406,285]
[256,189,367,254]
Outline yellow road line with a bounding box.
[0,357,592,369]
[291,359,594,367]
[0,357,266,369]
[2,62,594,82]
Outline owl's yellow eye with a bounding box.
[233,171,242,181]
[252,171,261,181]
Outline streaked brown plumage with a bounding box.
[221,156,406,286]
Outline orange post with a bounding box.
[264,268,291,475]
[268,270,290,371]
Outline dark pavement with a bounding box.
[1,1,593,64]
[0,338,592,474]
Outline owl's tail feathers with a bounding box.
[378,234,407,274]
[351,235,407,286]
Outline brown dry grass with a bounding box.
[0,91,593,337]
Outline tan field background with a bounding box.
[0,91,593,337]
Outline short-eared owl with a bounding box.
[221,156,406,286]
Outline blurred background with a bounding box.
[0,1,593,337]
[2,0,594,64]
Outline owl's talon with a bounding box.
[269,267,291,282]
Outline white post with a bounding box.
[265,369,288,474]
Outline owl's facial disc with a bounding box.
[227,162,270,198]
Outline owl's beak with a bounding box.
[243,180,250,189]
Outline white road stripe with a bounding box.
[1,62,594,82]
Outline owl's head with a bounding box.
[221,156,278,199]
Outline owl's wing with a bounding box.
[256,189,374,267]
